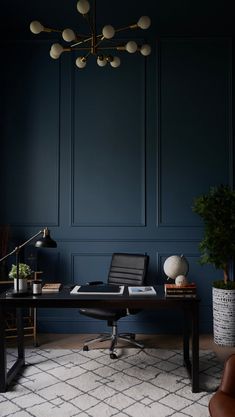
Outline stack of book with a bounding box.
[42,283,62,293]
[164,283,197,298]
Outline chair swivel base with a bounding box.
[83,330,144,359]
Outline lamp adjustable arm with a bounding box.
[0,227,56,295]
[16,229,44,252]
[0,247,19,263]
[0,227,52,263]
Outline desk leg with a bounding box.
[16,308,25,363]
[183,308,190,369]
[0,305,7,392]
[33,308,38,347]
[0,308,25,392]
[191,302,199,393]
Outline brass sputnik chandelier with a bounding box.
[30,0,151,69]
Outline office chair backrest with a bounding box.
[108,253,148,286]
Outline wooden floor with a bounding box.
[35,333,235,362]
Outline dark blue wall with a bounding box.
[0,0,234,334]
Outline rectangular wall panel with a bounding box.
[158,38,231,226]
[71,253,112,284]
[1,41,60,226]
[71,54,146,226]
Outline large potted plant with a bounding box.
[9,263,32,292]
[192,184,235,346]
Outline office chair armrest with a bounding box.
[86,281,104,286]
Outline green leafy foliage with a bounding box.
[9,263,32,279]
[213,280,235,290]
[192,185,235,283]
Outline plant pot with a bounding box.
[213,287,235,346]
[14,278,28,292]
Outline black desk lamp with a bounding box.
[0,227,57,296]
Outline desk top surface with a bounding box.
[0,285,200,309]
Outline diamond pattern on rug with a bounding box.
[0,348,222,417]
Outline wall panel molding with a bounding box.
[71,252,112,283]
[1,40,61,227]
[70,57,147,227]
[156,37,232,228]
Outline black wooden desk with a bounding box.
[0,286,200,393]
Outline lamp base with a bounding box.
[6,289,32,297]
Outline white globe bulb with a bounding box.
[62,28,76,42]
[50,49,60,59]
[97,56,107,67]
[50,43,63,58]
[30,21,44,34]
[125,41,138,53]
[140,44,151,56]
[110,56,121,68]
[163,255,189,279]
[76,57,87,68]
[102,25,115,39]
[77,0,90,14]
[137,16,151,30]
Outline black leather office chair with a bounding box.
[79,252,149,359]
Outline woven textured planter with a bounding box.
[213,287,235,346]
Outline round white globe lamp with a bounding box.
[50,49,60,59]
[110,56,121,68]
[126,41,138,53]
[137,16,151,30]
[76,57,87,68]
[77,0,90,14]
[140,44,151,56]
[30,21,44,34]
[50,43,63,58]
[102,25,115,39]
[62,29,76,42]
[97,56,107,67]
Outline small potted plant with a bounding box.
[192,184,235,346]
[9,263,32,292]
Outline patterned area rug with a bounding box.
[0,348,223,417]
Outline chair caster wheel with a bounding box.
[83,345,89,351]
[110,353,117,359]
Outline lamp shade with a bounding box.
[35,228,57,248]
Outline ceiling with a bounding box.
[1,0,234,40]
